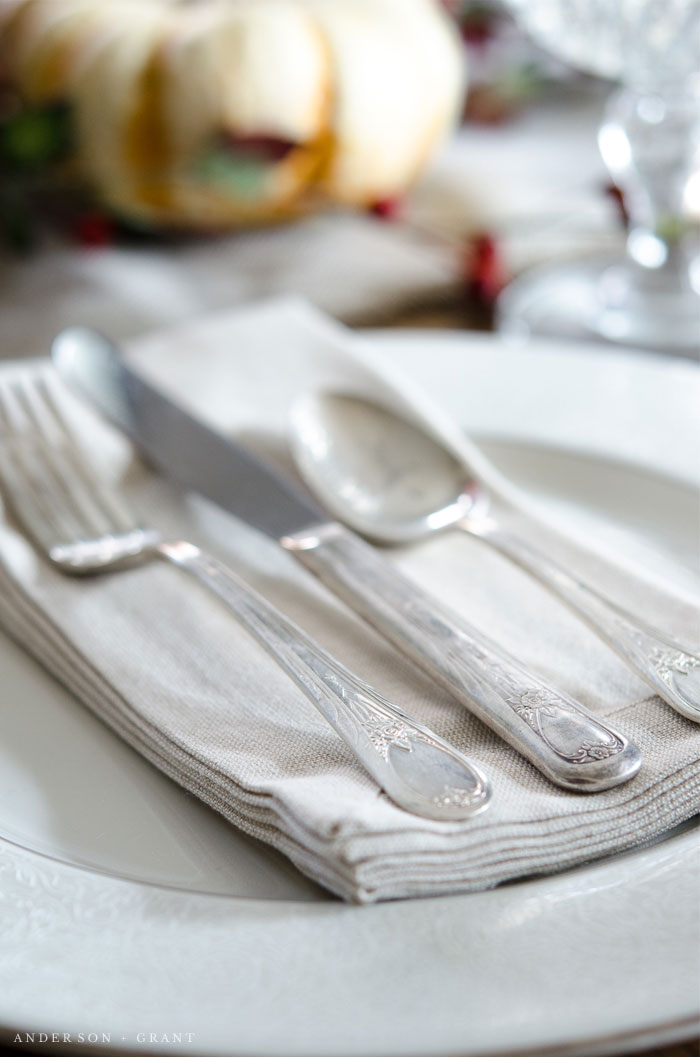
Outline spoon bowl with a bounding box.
[292,393,488,545]
[290,389,700,723]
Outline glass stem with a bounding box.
[599,85,700,287]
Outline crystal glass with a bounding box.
[497,0,700,354]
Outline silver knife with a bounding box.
[52,326,642,792]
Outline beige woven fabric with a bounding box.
[0,300,698,902]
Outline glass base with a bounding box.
[496,255,700,358]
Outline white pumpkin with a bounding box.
[0,0,465,227]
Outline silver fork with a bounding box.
[0,371,491,821]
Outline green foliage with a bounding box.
[0,102,74,249]
[0,102,72,169]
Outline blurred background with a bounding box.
[0,7,698,1057]
[0,0,698,358]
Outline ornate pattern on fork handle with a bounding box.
[309,676,489,813]
[162,541,491,821]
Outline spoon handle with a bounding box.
[468,522,700,723]
[162,541,491,821]
[283,523,642,792]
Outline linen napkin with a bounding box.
[0,298,698,903]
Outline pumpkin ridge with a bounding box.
[301,7,338,204]
[122,31,176,213]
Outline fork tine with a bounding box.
[0,372,156,575]
[13,375,126,541]
[0,371,143,563]
[0,380,88,552]
[10,376,114,543]
[37,375,138,535]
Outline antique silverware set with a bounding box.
[0,326,697,820]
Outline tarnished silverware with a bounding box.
[0,371,491,821]
[291,391,700,724]
[51,327,643,792]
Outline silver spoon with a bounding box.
[291,392,700,723]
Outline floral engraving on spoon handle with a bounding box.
[597,613,700,721]
[472,522,700,722]
[633,636,700,718]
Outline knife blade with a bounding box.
[52,326,642,792]
[50,326,326,541]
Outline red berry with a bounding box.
[74,211,115,248]
[461,232,507,304]
[369,196,403,221]
[605,183,629,229]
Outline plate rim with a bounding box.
[1,324,698,1057]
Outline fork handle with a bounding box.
[469,520,700,723]
[156,539,490,821]
[282,522,642,792]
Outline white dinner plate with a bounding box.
[0,329,698,1057]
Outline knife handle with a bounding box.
[282,523,642,792]
[159,540,491,821]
